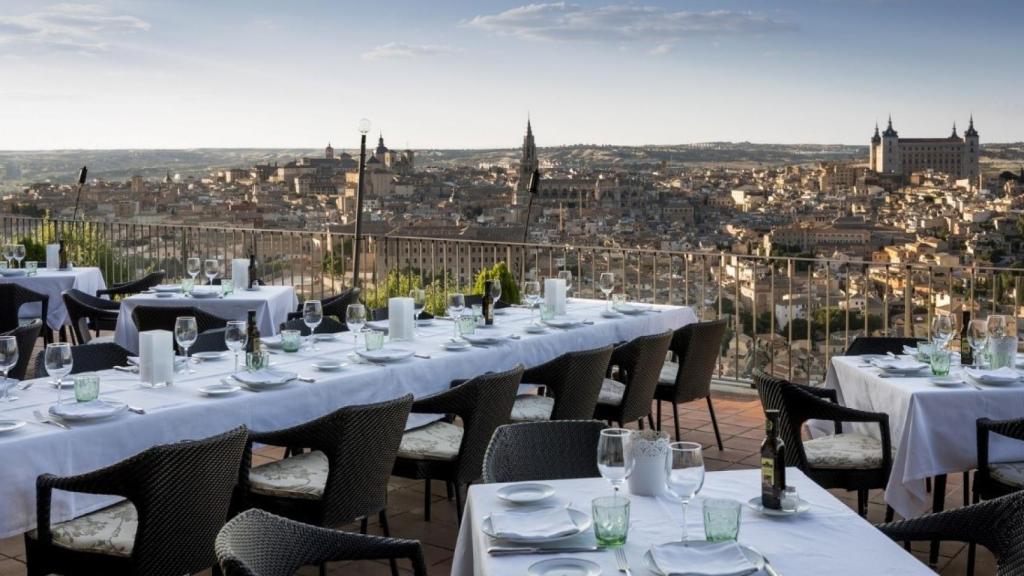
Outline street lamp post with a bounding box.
[353,118,371,288]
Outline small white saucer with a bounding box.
[746,496,811,516]
[442,340,472,351]
[0,420,27,433]
[929,375,967,387]
[496,483,555,504]
[199,383,241,396]
[600,309,623,318]
[193,351,227,361]
[312,361,346,372]
[528,558,600,576]
[524,324,548,334]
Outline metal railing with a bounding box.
[2,214,1021,388]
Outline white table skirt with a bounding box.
[827,356,1024,518]
[0,267,106,330]
[454,468,932,576]
[0,299,694,538]
[114,285,299,353]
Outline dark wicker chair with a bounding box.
[593,331,673,428]
[369,307,434,322]
[279,317,347,336]
[878,491,1024,576]
[0,284,51,344]
[190,327,230,354]
[753,370,893,518]
[392,365,523,521]
[843,336,923,356]
[131,305,229,334]
[3,320,42,380]
[238,395,413,576]
[288,288,361,322]
[63,288,119,344]
[96,271,166,299]
[216,509,428,576]
[510,345,614,422]
[655,320,728,447]
[25,426,248,576]
[34,342,132,377]
[974,417,1024,502]
[483,420,607,483]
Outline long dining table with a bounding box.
[0,298,695,538]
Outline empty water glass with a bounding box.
[44,342,73,405]
[174,316,198,374]
[968,319,988,369]
[523,281,542,324]
[592,496,630,546]
[224,320,247,372]
[666,442,705,541]
[346,303,367,349]
[447,293,465,339]
[597,428,633,494]
[703,498,742,542]
[599,272,615,309]
[204,259,219,285]
[557,270,573,299]
[0,336,18,402]
[303,300,323,350]
[13,245,25,268]
[186,257,201,282]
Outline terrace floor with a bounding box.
[0,390,996,575]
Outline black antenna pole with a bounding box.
[72,166,88,222]
[521,169,540,244]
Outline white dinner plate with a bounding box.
[442,340,472,351]
[0,269,27,277]
[312,361,346,372]
[600,309,623,318]
[198,383,241,396]
[231,369,297,389]
[188,290,220,299]
[615,303,652,315]
[356,348,415,363]
[481,507,591,544]
[314,332,342,342]
[50,399,128,421]
[496,483,555,505]
[524,324,548,334]
[746,496,811,516]
[153,284,182,293]
[527,558,601,576]
[542,316,586,329]
[155,292,176,298]
[929,376,967,387]
[0,420,27,433]
[461,333,504,346]
[193,351,227,361]
[642,541,764,576]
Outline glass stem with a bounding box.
[680,500,689,541]
[57,377,62,405]
[1,369,7,401]
[234,352,239,373]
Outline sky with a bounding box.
[0,0,1021,150]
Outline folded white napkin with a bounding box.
[873,359,928,372]
[489,507,578,540]
[232,368,296,385]
[650,542,758,576]
[964,367,1021,383]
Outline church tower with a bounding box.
[325,142,334,160]
[869,123,881,171]
[878,116,901,175]
[962,115,980,181]
[514,119,538,206]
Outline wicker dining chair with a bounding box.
[483,420,607,483]
[392,365,523,522]
[878,491,1024,576]
[369,307,434,321]
[753,370,894,519]
[510,345,614,422]
[655,320,728,447]
[33,342,132,377]
[131,305,229,334]
[593,331,673,428]
[3,320,42,381]
[63,288,119,344]
[96,270,166,299]
[279,317,347,336]
[287,288,361,322]
[974,417,1024,502]
[0,284,51,344]
[216,508,428,576]
[843,336,924,356]
[25,426,248,576]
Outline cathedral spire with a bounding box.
[965,114,978,137]
[951,122,958,138]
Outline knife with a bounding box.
[488,546,606,556]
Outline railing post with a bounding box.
[903,264,913,337]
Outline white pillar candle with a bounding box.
[139,330,174,387]
[545,278,567,315]
[231,259,249,289]
[46,244,60,270]
[388,297,415,341]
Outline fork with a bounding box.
[33,409,70,430]
[614,547,632,575]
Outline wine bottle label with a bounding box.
[761,457,775,487]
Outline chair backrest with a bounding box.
[537,345,614,420]
[63,288,117,344]
[0,284,47,334]
[483,420,607,483]
[667,319,727,403]
[278,317,346,336]
[453,365,523,484]
[216,509,427,576]
[99,271,166,298]
[843,336,923,356]
[34,342,132,377]
[320,288,361,320]
[132,306,229,334]
[189,328,229,354]
[614,331,673,423]
[2,320,42,380]
[753,370,821,468]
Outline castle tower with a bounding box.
[878,116,901,175]
[325,142,334,160]
[963,115,979,180]
[869,123,881,171]
[514,119,538,206]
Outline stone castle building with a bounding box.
[869,116,979,180]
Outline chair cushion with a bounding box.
[511,395,554,422]
[86,335,116,345]
[249,450,328,500]
[29,500,137,557]
[803,433,884,470]
[398,421,463,461]
[597,378,625,406]
[659,361,679,386]
[989,461,1024,488]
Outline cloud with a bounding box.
[464,3,796,43]
[0,3,150,53]
[361,42,461,61]
[650,43,673,55]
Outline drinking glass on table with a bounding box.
[174,316,198,374]
[186,257,201,282]
[489,280,502,310]
[303,300,323,351]
[13,245,25,268]
[224,321,247,373]
[666,441,705,541]
[968,319,989,369]
[410,289,426,335]
[204,259,219,285]
[44,342,73,405]
[0,336,18,402]
[599,272,615,310]
[931,314,955,350]
[346,303,367,349]
[447,293,466,340]
[597,428,633,494]
[557,270,573,300]
[523,281,542,324]
[2,245,12,268]
[987,315,1007,339]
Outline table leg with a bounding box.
[929,474,947,565]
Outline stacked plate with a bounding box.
[189,288,220,299]
[356,348,415,363]
[482,506,591,544]
[615,302,652,315]
[153,284,182,293]
[461,333,505,346]
[871,359,929,375]
[231,368,298,390]
[542,316,586,329]
[0,269,27,277]
[964,367,1022,386]
[49,399,128,422]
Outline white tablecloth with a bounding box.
[454,469,932,576]
[113,286,299,353]
[827,356,1024,518]
[0,299,694,538]
[0,267,106,330]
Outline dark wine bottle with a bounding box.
[247,254,257,290]
[58,239,68,270]
[245,309,261,359]
[960,310,972,367]
[482,280,494,326]
[761,409,786,510]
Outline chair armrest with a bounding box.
[796,387,892,470]
[798,384,838,404]
[321,530,426,570]
[878,501,991,545]
[976,417,1024,473]
[410,381,473,417]
[521,357,561,387]
[34,460,136,545]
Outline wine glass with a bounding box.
[557,270,573,300]
[346,303,367,349]
[224,320,247,373]
[2,245,12,268]
[44,342,73,405]
[447,293,466,340]
[597,428,633,494]
[303,300,323,351]
[174,316,198,374]
[665,441,705,541]
[931,314,955,350]
[410,289,426,335]
[186,257,201,282]
[13,245,25,268]
[523,281,542,324]
[489,280,502,310]
[988,315,1007,339]
[0,336,18,402]
[599,272,615,310]
[204,259,219,285]
[968,319,988,369]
